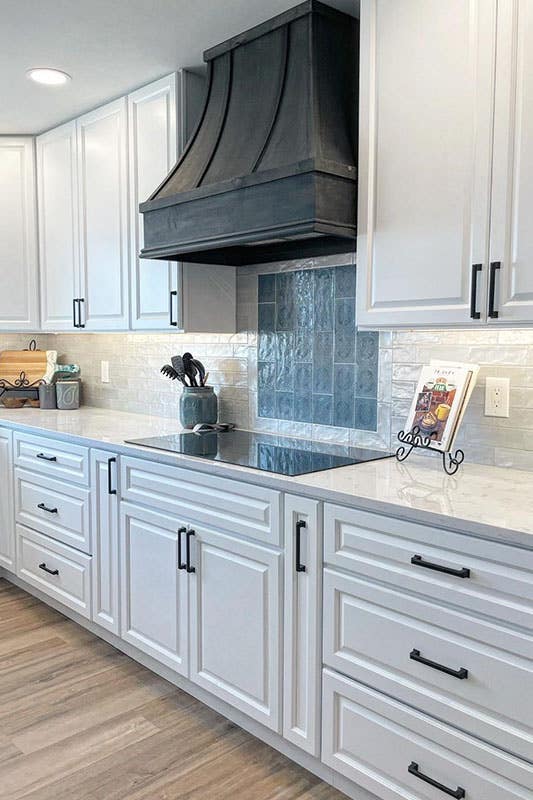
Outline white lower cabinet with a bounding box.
[283,494,321,755]
[0,428,15,572]
[189,523,282,732]
[120,502,189,675]
[91,450,119,635]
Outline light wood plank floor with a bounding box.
[0,579,346,800]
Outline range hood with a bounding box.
[140,0,359,266]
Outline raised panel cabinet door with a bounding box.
[0,138,39,330]
[189,524,282,731]
[357,0,497,327]
[77,97,129,330]
[91,450,119,634]
[120,502,188,675]
[489,0,533,322]
[283,495,322,756]
[128,75,179,330]
[37,121,80,330]
[0,428,15,572]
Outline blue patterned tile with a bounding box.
[313,394,333,425]
[258,362,276,417]
[334,363,356,394]
[335,264,356,298]
[258,303,275,362]
[334,298,356,363]
[357,364,378,398]
[275,332,294,391]
[334,396,355,428]
[294,393,313,423]
[295,270,314,329]
[294,364,313,422]
[313,332,333,393]
[275,272,295,331]
[357,331,379,365]
[258,274,276,303]
[355,397,378,431]
[314,268,334,331]
[276,391,294,420]
[294,329,312,362]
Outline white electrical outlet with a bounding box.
[101,360,110,384]
[484,376,510,417]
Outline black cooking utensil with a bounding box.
[182,352,198,386]
[171,355,187,384]
[190,358,206,386]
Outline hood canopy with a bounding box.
[140,1,359,266]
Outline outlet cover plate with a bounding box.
[485,376,510,418]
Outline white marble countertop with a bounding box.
[0,406,531,548]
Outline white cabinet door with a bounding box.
[189,524,282,731]
[0,428,15,572]
[91,450,119,634]
[128,75,179,330]
[0,138,39,331]
[37,122,80,331]
[357,0,497,327]
[77,98,129,330]
[120,502,188,675]
[488,0,533,322]
[283,495,321,756]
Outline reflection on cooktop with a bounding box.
[126,430,392,477]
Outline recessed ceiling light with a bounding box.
[27,68,71,86]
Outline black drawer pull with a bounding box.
[37,502,58,514]
[408,762,465,798]
[470,263,482,320]
[107,457,117,495]
[169,290,178,327]
[178,527,187,570]
[186,529,196,573]
[488,261,501,318]
[410,649,468,680]
[36,453,57,462]
[39,562,59,576]
[295,519,306,573]
[411,554,470,579]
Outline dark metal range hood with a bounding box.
[140,0,359,267]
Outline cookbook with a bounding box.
[404,361,479,451]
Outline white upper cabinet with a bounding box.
[488,0,533,323]
[0,138,39,331]
[357,0,497,327]
[37,122,80,330]
[77,97,130,330]
[128,74,178,330]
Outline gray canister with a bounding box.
[56,380,81,410]
[39,383,57,409]
[179,386,218,429]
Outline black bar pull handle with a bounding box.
[408,762,465,799]
[488,261,501,318]
[178,527,187,570]
[37,453,57,462]
[78,298,85,328]
[411,554,470,579]
[295,519,307,573]
[107,457,117,495]
[39,562,59,576]
[169,290,178,327]
[410,648,468,680]
[186,529,196,573]
[470,263,482,320]
[37,502,58,514]
[73,298,79,328]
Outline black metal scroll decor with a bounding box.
[0,371,40,401]
[396,426,465,476]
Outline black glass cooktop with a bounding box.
[126,430,392,477]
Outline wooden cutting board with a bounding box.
[0,349,56,387]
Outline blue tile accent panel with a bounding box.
[257,266,379,431]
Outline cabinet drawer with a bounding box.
[324,568,533,762]
[121,456,282,546]
[16,525,92,619]
[15,468,91,554]
[324,503,533,631]
[322,669,533,800]
[14,431,89,486]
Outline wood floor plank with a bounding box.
[0,579,347,800]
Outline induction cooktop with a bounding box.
[126,430,392,477]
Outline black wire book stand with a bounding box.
[395,426,465,476]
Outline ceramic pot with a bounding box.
[179,386,218,429]
[56,380,80,410]
[39,383,57,409]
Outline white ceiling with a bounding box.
[0,0,358,134]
